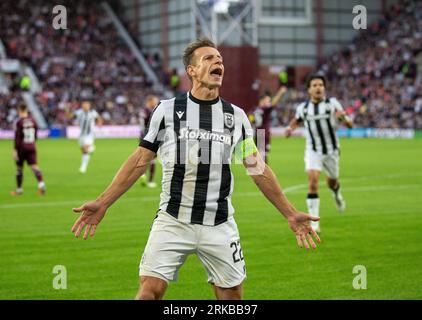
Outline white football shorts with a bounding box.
[305,149,340,179]
[79,135,95,149]
[139,210,246,288]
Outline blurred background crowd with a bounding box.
[0,0,421,130]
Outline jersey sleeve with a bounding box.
[234,109,257,160]
[74,109,81,122]
[295,104,304,122]
[330,98,344,112]
[139,102,164,153]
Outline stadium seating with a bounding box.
[0,0,421,129]
[278,0,422,129]
[0,0,164,129]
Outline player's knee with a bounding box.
[136,287,164,300]
[136,289,160,300]
[215,284,243,300]
[136,277,166,300]
[327,178,338,189]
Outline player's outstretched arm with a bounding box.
[96,115,104,127]
[271,85,287,107]
[284,118,300,138]
[336,111,353,128]
[71,146,155,239]
[243,152,321,249]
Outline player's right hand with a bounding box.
[287,212,321,250]
[284,127,292,138]
[71,200,107,240]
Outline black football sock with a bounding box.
[149,162,155,182]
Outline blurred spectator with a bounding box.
[0,92,25,129]
[275,0,422,129]
[1,0,421,130]
[170,69,181,94]
[0,0,164,128]
[19,75,31,91]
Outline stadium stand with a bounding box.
[0,92,24,129]
[278,0,422,129]
[0,0,165,129]
[0,0,421,130]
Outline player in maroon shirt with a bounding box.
[139,95,159,188]
[11,104,46,196]
[252,86,287,163]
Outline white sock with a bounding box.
[306,195,320,231]
[38,181,45,189]
[80,154,90,171]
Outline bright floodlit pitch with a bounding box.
[0,137,421,299]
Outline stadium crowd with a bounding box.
[0,92,24,129]
[277,0,422,129]
[0,0,165,129]
[0,0,421,130]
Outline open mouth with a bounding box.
[210,67,223,77]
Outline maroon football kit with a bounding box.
[14,116,38,166]
[12,115,45,196]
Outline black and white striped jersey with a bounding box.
[75,109,99,137]
[295,97,344,155]
[140,92,253,226]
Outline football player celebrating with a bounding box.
[71,39,320,300]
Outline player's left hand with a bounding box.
[287,212,321,249]
[71,200,107,240]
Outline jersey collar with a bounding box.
[189,92,220,105]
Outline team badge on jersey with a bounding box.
[224,113,234,128]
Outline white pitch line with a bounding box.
[236,183,421,197]
[284,183,421,194]
[1,171,420,210]
[0,196,158,209]
[1,184,420,210]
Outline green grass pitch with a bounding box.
[0,137,421,299]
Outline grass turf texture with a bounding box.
[0,137,421,300]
